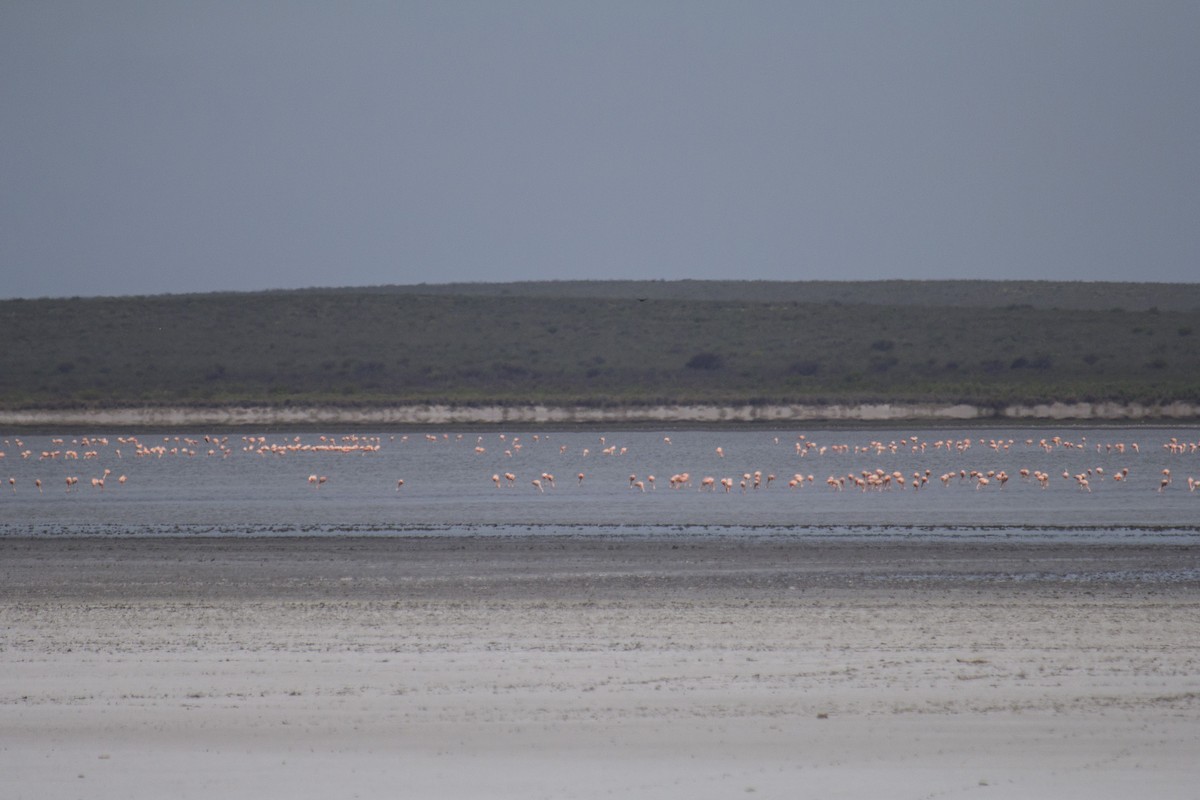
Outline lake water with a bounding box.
[1,427,1197,542]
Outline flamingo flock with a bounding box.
[1,431,1198,501]
[0,433,382,495]
[468,433,1199,501]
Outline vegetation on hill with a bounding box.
[352,279,1200,312]
[2,280,1198,410]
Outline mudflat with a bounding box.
[2,535,1198,799]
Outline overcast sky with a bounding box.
[3,1,1198,299]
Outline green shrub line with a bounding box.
[3,280,1198,414]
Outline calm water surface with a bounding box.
[1,427,1197,542]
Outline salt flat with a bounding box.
[2,536,1197,799]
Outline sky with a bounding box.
[2,1,1198,299]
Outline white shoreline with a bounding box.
[2,400,1199,427]
[4,538,1198,799]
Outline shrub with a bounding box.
[685,352,723,370]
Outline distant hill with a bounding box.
[2,280,1198,412]
[306,279,1200,311]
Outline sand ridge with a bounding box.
[3,399,1200,429]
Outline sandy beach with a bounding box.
[2,535,1198,799]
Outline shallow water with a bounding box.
[1,427,1197,542]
